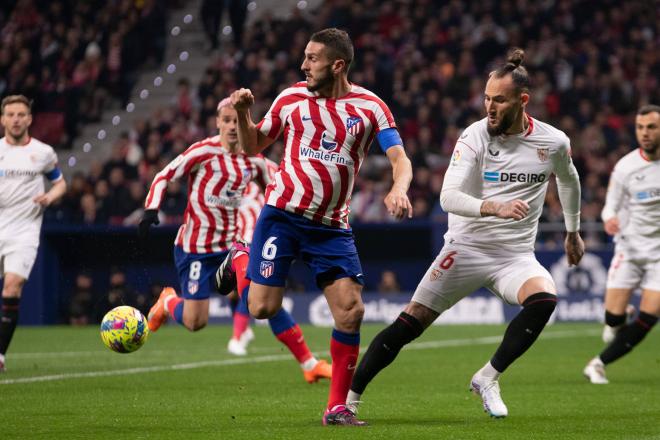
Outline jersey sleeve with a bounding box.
[372,96,397,133]
[248,155,272,188]
[256,90,289,140]
[552,135,581,232]
[439,130,484,217]
[601,162,626,222]
[43,147,63,182]
[144,145,210,210]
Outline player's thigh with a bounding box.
[1,244,37,295]
[412,245,486,314]
[174,246,226,300]
[604,288,635,314]
[607,256,643,291]
[247,206,297,288]
[639,260,660,316]
[489,254,556,305]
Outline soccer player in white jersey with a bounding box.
[225,28,413,425]
[0,95,67,372]
[139,98,332,383]
[346,49,585,420]
[583,104,660,384]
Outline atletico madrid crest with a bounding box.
[260,261,274,278]
[346,116,363,136]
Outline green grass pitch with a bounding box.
[1,323,658,439]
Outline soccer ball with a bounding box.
[100,306,149,353]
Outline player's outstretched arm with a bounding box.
[384,146,413,219]
[231,88,274,156]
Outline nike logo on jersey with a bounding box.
[302,115,312,121]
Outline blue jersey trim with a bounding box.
[376,128,403,152]
[45,167,62,181]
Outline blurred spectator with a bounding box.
[200,0,248,51]
[378,270,401,294]
[94,267,136,323]
[68,271,95,326]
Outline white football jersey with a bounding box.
[601,149,660,261]
[442,116,577,251]
[0,137,61,246]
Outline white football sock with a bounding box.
[477,361,501,380]
[301,357,318,371]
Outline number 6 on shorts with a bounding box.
[262,236,278,260]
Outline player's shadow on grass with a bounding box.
[365,417,467,427]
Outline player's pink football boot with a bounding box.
[322,404,367,426]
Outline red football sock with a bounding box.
[232,312,250,340]
[275,324,313,363]
[165,295,184,324]
[233,253,250,298]
[327,332,360,410]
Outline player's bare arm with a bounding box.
[480,199,530,220]
[384,146,413,219]
[603,216,620,236]
[231,88,274,156]
[33,178,67,207]
[564,231,585,267]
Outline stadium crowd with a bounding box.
[3,0,659,246]
[0,0,172,148]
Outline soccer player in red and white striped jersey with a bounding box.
[140,100,332,384]
[228,28,413,425]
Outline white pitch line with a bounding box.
[0,329,599,385]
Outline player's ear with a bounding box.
[520,92,530,107]
[333,58,345,75]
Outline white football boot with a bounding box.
[583,357,609,384]
[470,373,508,418]
[227,337,247,356]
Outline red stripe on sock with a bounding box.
[166,296,183,317]
[233,253,250,298]
[233,312,250,340]
[327,336,359,410]
[276,324,312,363]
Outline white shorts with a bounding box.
[412,243,555,313]
[0,240,38,280]
[607,252,660,291]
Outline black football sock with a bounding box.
[350,312,424,395]
[490,292,557,373]
[0,297,20,355]
[605,310,626,327]
[600,311,658,365]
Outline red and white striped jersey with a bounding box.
[257,82,396,229]
[145,136,270,254]
[236,157,278,243]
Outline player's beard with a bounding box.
[306,64,334,92]
[487,108,517,136]
[641,140,659,156]
[7,126,28,143]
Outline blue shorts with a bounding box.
[247,205,364,289]
[174,246,228,300]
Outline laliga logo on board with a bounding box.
[550,252,607,295]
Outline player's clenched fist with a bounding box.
[482,199,529,220]
[231,88,255,111]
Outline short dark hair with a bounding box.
[1,95,32,114]
[491,48,530,93]
[638,104,660,116]
[310,28,354,72]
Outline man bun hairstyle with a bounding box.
[638,104,660,116]
[492,48,530,93]
[310,27,354,72]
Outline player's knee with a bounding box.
[248,302,277,319]
[333,301,364,331]
[522,292,557,317]
[183,317,208,332]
